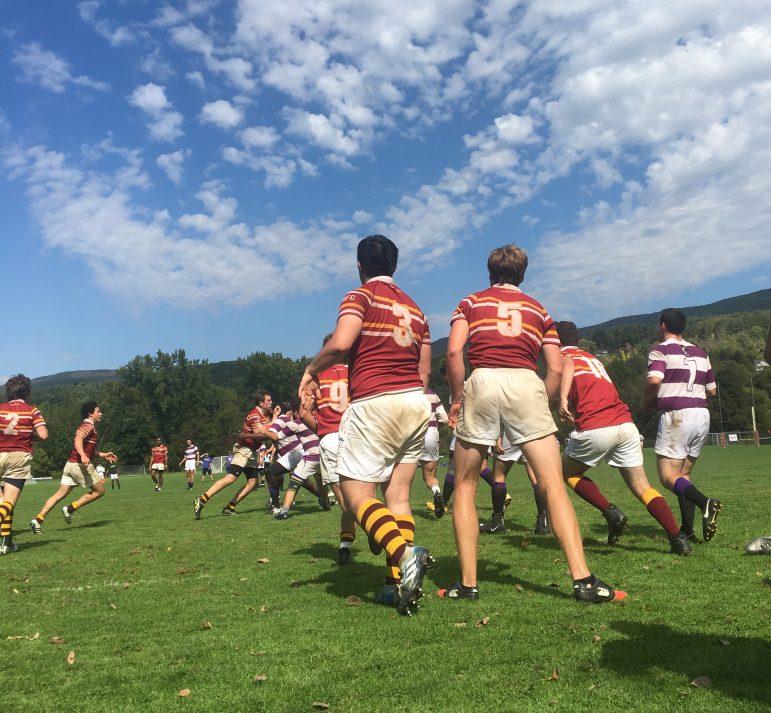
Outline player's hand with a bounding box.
[298,370,318,400]
[273,405,282,418]
[448,402,461,429]
[81,456,91,465]
[558,400,574,424]
[493,437,504,455]
[101,451,117,463]
[300,390,316,412]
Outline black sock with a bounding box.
[443,473,455,503]
[678,496,696,535]
[683,484,708,510]
[491,482,506,516]
[532,483,548,515]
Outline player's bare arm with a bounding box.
[418,342,432,390]
[558,355,576,423]
[642,376,662,413]
[75,430,91,465]
[34,423,49,441]
[446,319,469,428]
[298,395,318,432]
[299,315,362,398]
[100,451,117,463]
[541,343,563,401]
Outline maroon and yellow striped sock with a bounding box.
[566,476,612,512]
[357,498,408,565]
[225,501,236,512]
[34,513,45,524]
[340,527,355,545]
[0,501,13,523]
[384,514,416,585]
[70,501,81,512]
[0,514,12,537]
[200,493,210,504]
[641,487,680,537]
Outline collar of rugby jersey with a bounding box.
[8,399,26,404]
[365,275,395,284]
[661,337,693,346]
[84,418,94,425]
[492,283,522,291]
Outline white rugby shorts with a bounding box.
[150,463,165,471]
[496,433,525,463]
[655,408,710,460]
[293,456,320,482]
[319,432,340,485]
[420,426,440,463]
[184,459,197,472]
[277,448,303,472]
[566,422,643,469]
[336,388,430,483]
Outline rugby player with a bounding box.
[442,245,624,603]
[298,342,358,564]
[643,309,721,542]
[108,462,120,490]
[179,439,199,489]
[30,402,117,532]
[420,388,449,518]
[194,392,273,519]
[149,437,168,492]
[556,321,689,554]
[298,234,433,616]
[0,375,48,554]
[200,452,214,482]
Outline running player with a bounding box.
[420,388,449,518]
[643,308,721,542]
[442,245,624,603]
[298,344,358,564]
[30,402,117,532]
[299,234,433,616]
[0,375,48,555]
[108,462,120,490]
[556,321,689,554]
[194,392,273,519]
[200,452,214,482]
[149,437,168,492]
[179,439,199,489]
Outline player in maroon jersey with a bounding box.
[556,322,689,555]
[0,375,48,554]
[149,437,168,492]
[442,245,624,603]
[194,392,274,519]
[30,402,117,532]
[299,235,433,616]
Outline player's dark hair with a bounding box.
[658,308,686,335]
[81,401,99,420]
[281,400,299,413]
[357,235,398,278]
[5,374,31,401]
[256,390,271,405]
[488,245,528,286]
[556,321,580,347]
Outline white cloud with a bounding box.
[186,70,205,88]
[285,109,364,156]
[200,100,244,129]
[78,1,135,46]
[12,42,109,93]
[157,149,189,184]
[240,125,280,149]
[128,83,184,141]
[140,48,175,80]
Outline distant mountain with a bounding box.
[32,369,118,386]
[581,289,770,332]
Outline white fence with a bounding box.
[707,431,771,447]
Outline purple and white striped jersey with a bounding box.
[284,417,320,462]
[647,338,716,411]
[267,415,303,457]
[425,389,449,430]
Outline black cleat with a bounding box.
[221,507,235,516]
[375,584,399,607]
[603,505,628,545]
[0,536,18,555]
[702,499,722,542]
[479,517,506,534]
[437,582,479,600]
[318,496,332,511]
[367,533,382,556]
[338,546,352,565]
[573,575,627,603]
[534,512,551,535]
[432,491,446,520]
[668,531,692,555]
[397,545,433,616]
[193,497,204,520]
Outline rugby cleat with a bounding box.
[62,505,72,525]
[702,499,722,542]
[29,518,42,535]
[338,546,352,565]
[432,491,446,520]
[534,512,551,535]
[745,535,771,555]
[425,501,436,512]
[572,576,626,604]
[479,517,506,534]
[375,584,399,607]
[504,493,513,510]
[154,486,162,492]
[367,532,383,556]
[668,531,692,556]
[317,496,332,511]
[437,582,479,600]
[0,536,17,555]
[193,497,204,520]
[603,505,628,545]
[273,507,289,520]
[221,507,235,516]
[397,545,433,616]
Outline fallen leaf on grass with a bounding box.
[108,603,117,610]
[239,577,248,582]
[588,683,599,692]
[519,539,530,550]
[690,676,712,689]
[166,547,172,551]
[476,617,490,628]
[122,582,130,589]
[250,651,267,656]
[312,703,330,710]
[309,558,317,563]
[514,583,524,593]
[27,632,40,640]
[50,636,66,645]
[257,558,269,564]
[592,635,601,644]
[200,621,213,630]
[178,689,191,697]
[129,548,140,555]
[453,622,467,628]
[259,605,269,613]
[7,635,23,641]
[67,651,76,665]
[12,588,20,595]
[549,669,559,681]
[345,596,363,606]
[252,674,268,684]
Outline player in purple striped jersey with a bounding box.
[643,308,721,542]
[420,388,449,518]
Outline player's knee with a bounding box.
[288,477,303,493]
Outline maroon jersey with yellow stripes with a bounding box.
[451,284,559,371]
[237,407,271,448]
[0,400,46,454]
[315,364,349,437]
[68,419,98,463]
[338,276,430,400]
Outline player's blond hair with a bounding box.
[487,245,528,286]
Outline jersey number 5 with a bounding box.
[392,303,414,347]
[496,303,522,337]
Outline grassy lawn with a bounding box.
[3,447,770,712]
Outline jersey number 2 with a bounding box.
[2,414,20,435]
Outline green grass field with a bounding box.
[3,447,770,712]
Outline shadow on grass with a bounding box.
[509,575,572,600]
[600,621,771,705]
[501,533,563,551]
[70,519,111,530]
[17,538,65,551]
[426,555,514,589]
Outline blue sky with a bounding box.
[1,1,770,379]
